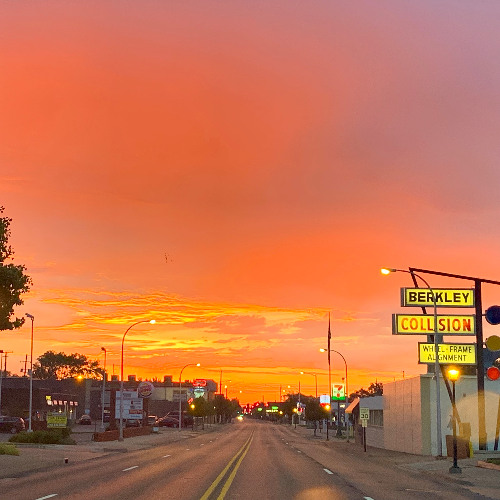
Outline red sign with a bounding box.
[193,379,207,387]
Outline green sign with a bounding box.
[47,412,68,428]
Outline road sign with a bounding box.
[400,288,475,308]
[47,412,67,428]
[359,407,369,420]
[418,342,477,365]
[392,314,475,335]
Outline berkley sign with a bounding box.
[392,314,475,335]
[418,342,476,365]
[400,288,475,308]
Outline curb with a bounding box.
[477,460,500,471]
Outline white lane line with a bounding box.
[163,454,171,458]
[122,466,139,472]
[323,468,333,474]
[36,495,58,500]
[364,497,375,500]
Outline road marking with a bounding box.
[217,437,253,499]
[163,454,171,458]
[364,497,375,500]
[200,434,253,500]
[36,495,58,500]
[323,468,333,474]
[122,466,139,472]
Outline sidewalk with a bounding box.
[0,426,217,480]
[291,424,500,500]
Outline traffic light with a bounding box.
[484,335,500,381]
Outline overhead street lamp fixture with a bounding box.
[25,313,34,432]
[119,319,155,441]
[178,363,200,431]
[381,267,443,456]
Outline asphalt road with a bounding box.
[0,420,494,500]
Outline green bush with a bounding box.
[9,428,75,445]
[0,443,19,455]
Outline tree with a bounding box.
[32,351,101,380]
[349,381,383,401]
[0,207,32,330]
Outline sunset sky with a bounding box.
[2,1,500,404]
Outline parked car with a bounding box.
[166,411,193,426]
[147,415,158,426]
[78,415,92,425]
[125,419,141,427]
[155,416,179,428]
[0,416,25,434]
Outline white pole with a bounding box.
[26,314,34,432]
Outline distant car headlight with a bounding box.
[237,415,243,421]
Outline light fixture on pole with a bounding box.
[178,363,200,431]
[100,347,107,432]
[448,367,462,474]
[119,319,155,441]
[320,348,348,438]
[381,267,443,457]
[25,313,34,432]
[300,371,318,398]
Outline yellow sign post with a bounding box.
[392,314,475,335]
[401,288,475,308]
[418,343,476,365]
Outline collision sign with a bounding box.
[400,288,475,308]
[392,314,475,335]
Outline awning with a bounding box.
[345,397,360,414]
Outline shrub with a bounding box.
[0,443,19,455]
[9,428,75,445]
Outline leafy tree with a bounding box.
[33,351,101,380]
[349,381,383,400]
[0,207,32,330]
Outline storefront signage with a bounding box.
[418,343,476,365]
[392,314,475,335]
[401,288,475,308]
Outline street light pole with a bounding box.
[119,320,155,441]
[101,347,107,432]
[178,363,200,431]
[25,313,34,432]
[448,368,462,474]
[382,268,443,456]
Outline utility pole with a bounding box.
[21,355,28,376]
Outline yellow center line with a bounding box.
[217,436,253,499]
[200,433,253,500]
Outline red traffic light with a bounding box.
[487,366,500,381]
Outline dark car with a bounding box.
[0,416,25,434]
[166,411,193,426]
[78,415,92,425]
[147,415,158,426]
[125,419,141,427]
[155,416,179,428]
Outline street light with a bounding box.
[100,347,107,432]
[448,367,462,474]
[178,363,200,431]
[381,267,443,456]
[25,313,34,432]
[119,319,155,441]
[300,371,318,398]
[320,348,348,438]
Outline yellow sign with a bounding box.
[47,412,68,428]
[418,343,476,365]
[393,314,475,335]
[401,288,475,308]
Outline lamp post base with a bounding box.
[449,465,462,474]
